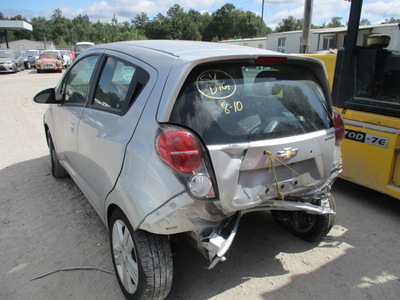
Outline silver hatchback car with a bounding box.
[34,40,344,300]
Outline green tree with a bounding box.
[144,13,170,39]
[360,18,371,25]
[50,9,72,46]
[237,10,270,37]
[71,14,92,43]
[206,3,237,40]
[1,3,277,44]
[132,12,149,30]
[275,16,302,32]
[327,16,343,28]
[31,17,51,42]
[91,21,107,43]
[382,17,400,24]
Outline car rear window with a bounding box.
[170,62,331,145]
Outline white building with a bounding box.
[221,24,399,54]
[266,23,400,54]
[220,37,267,49]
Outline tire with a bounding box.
[48,133,69,178]
[109,209,173,300]
[271,194,336,242]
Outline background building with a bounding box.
[221,24,399,54]
[0,39,55,50]
[220,37,267,49]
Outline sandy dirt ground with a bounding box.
[1,70,400,300]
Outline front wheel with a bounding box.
[110,209,173,300]
[271,194,336,242]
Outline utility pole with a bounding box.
[260,0,265,36]
[300,0,313,53]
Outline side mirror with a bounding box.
[33,88,59,104]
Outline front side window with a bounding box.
[170,62,331,145]
[63,55,99,105]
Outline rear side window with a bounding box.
[92,56,149,114]
[170,63,331,145]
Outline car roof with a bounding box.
[92,40,282,60]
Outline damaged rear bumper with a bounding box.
[196,192,334,269]
[140,180,337,269]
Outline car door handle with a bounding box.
[70,122,75,133]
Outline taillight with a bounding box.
[156,126,216,199]
[157,128,202,173]
[333,109,345,145]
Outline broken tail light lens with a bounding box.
[332,109,345,145]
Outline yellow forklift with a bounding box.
[307,0,400,199]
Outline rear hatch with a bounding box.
[169,59,335,212]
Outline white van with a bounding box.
[74,41,95,57]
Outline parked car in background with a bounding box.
[26,50,40,68]
[35,52,63,73]
[33,40,343,300]
[20,51,32,69]
[73,41,94,57]
[67,49,75,62]
[0,49,24,73]
[60,50,72,68]
[41,50,69,68]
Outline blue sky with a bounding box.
[1,0,399,29]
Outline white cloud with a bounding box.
[71,0,226,22]
[363,1,400,22]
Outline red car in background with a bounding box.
[36,52,63,73]
[67,49,75,62]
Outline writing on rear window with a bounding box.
[196,69,236,99]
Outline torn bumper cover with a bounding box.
[198,193,334,269]
[200,212,241,269]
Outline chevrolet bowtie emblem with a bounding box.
[276,147,299,159]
